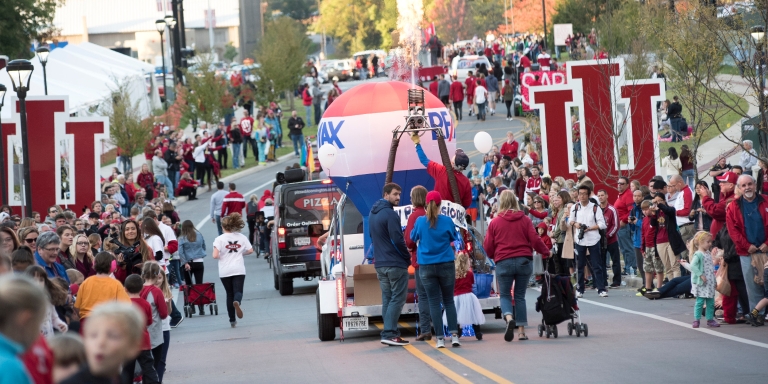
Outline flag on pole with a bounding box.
[306,138,315,174]
[424,23,436,41]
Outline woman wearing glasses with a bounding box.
[18,227,38,253]
[70,233,96,278]
[0,227,19,255]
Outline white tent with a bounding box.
[1,42,161,119]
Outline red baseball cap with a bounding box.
[716,171,738,185]
[426,191,442,206]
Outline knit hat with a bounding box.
[426,191,442,206]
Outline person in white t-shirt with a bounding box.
[474,79,488,121]
[141,217,166,264]
[213,213,254,328]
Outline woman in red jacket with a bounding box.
[404,186,432,341]
[177,173,199,200]
[484,190,550,342]
[137,164,154,192]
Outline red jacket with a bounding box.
[429,81,439,97]
[484,210,550,263]
[602,203,619,244]
[537,222,552,251]
[137,171,154,189]
[221,191,246,216]
[725,195,768,256]
[641,217,655,249]
[21,336,53,384]
[131,297,153,351]
[449,81,464,102]
[465,77,476,101]
[427,161,473,208]
[454,270,474,295]
[613,188,633,224]
[701,190,735,236]
[404,207,426,269]
[500,140,518,159]
[520,55,531,68]
[302,88,313,106]
[125,182,139,203]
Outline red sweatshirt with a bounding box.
[536,222,552,253]
[613,188,633,224]
[450,81,464,102]
[701,190,734,236]
[21,336,53,384]
[641,216,656,249]
[221,191,246,217]
[725,195,768,256]
[137,171,154,189]
[427,161,473,208]
[404,207,426,269]
[602,203,619,244]
[131,297,153,351]
[484,210,550,263]
[429,80,439,97]
[454,270,474,296]
[500,140,518,160]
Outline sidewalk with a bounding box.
[693,74,758,180]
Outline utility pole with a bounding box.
[207,0,215,53]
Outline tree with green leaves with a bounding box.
[224,42,238,63]
[100,78,155,174]
[179,55,230,129]
[269,0,317,20]
[0,0,63,59]
[254,17,311,109]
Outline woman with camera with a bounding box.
[484,190,551,342]
[112,219,154,283]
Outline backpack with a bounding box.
[536,274,572,325]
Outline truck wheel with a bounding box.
[279,275,294,296]
[317,288,337,341]
[273,269,280,291]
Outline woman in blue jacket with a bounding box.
[178,220,207,314]
[409,191,460,348]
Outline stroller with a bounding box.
[535,272,588,338]
[181,283,219,317]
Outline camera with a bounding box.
[109,238,141,264]
[577,226,586,240]
[629,216,636,222]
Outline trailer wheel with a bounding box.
[317,289,337,341]
[279,275,294,296]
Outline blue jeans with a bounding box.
[476,101,487,120]
[156,175,174,198]
[314,104,323,127]
[575,242,606,293]
[291,134,305,156]
[304,105,313,126]
[232,143,242,168]
[419,262,458,336]
[574,139,582,162]
[414,269,432,335]
[682,169,695,190]
[659,275,692,298]
[215,215,222,236]
[376,266,409,339]
[496,257,533,326]
[740,256,764,310]
[618,225,636,273]
[603,241,621,286]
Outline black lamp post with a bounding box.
[165,14,181,85]
[35,46,50,95]
[6,60,34,217]
[0,83,6,205]
[156,19,168,110]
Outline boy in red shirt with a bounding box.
[536,222,553,251]
[122,275,159,384]
[640,200,665,294]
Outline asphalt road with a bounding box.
[162,79,768,383]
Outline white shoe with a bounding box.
[451,334,461,347]
[599,291,609,298]
[436,338,445,348]
[576,291,583,298]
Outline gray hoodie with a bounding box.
[153,155,168,177]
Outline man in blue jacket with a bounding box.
[369,183,411,346]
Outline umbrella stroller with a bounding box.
[535,272,588,338]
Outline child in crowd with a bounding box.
[640,201,664,295]
[745,262,768,326]
[48,333,86,384]
[123,274,159,384]
[66,269,84,297]
[690,231,719,328]
[449,251,485,340]
[140,262,168,379]
[61,302,145,384]
[74,252,131,321]
[11,246,35,273]
[156,270,173,382]
[25,265,69,337]
[0,276,49,384]
[537,222,553,251]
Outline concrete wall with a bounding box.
[239,0,263,61]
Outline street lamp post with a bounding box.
[156,19,168,110]
[0,83,6,205]
[752,26,768,159]
[541,0,548,51]
[35,46,50,95]
[6,60,34,217]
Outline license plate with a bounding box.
[294,237,311,246]
[342,316,368,331]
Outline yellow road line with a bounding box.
[373,322,472,384]
[398,321,514,384]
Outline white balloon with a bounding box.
[473,131,493,154]
[318,144,338,169]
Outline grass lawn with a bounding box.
[658,89,749,155]
[219,105,318,179]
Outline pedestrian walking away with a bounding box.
[213,213,253,328]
